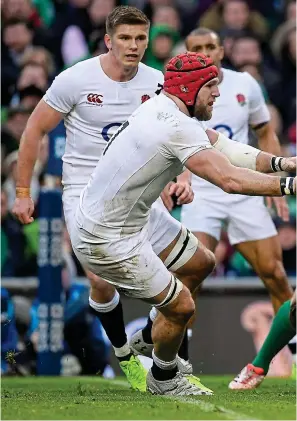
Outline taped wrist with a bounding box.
[271,157,285,172]
[280,177,295,195]
[16,187,31,198]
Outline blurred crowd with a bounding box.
[1,0,296,281]
[1,0,296,376]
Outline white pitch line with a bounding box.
[93,377,259,421]
[166,396,258,421]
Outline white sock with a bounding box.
[152,349,177,371]
[89,291,120,313]
[114,343,131,359]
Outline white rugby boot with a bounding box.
[146,370,212,396]
[130,330,213,394]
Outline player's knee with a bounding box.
[169,288,195,324]
[197,247,216,278]
[258,258,286,283]
[87,271,116,301]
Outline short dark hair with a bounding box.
[106,6,150,35]
[186,27,221,48]
[3,18,33,31]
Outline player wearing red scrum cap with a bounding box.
[70,52,296,396]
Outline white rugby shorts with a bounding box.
[181,194,277,245]
[63,189,183,298]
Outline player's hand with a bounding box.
[281,157,296,173]
[160,182,174,212]
[168,180,194,205]
[12,197,35,224]
[266,196,289,221]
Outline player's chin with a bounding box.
[122,58,140,68]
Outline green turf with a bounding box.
[1,376,296,420]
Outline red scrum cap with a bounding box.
[163,52,218,107]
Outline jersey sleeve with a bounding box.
[159,118,212,164]
[43,67,80,114]
[244,72,270,126]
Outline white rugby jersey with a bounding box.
[79,93,212,239]
[193,68,270,197]
[43,56,164,188]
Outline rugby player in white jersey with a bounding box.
[12,6,198,392]
[68,52,296,395]
[180,28,295,384]
[130,29,296,375]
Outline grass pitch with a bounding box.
[1,375,296,420]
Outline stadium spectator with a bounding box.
[152,5,181,32]
[198,0,269,41]
[1,106,32,163]
[145,24,180,71]
[228,36,282,107]
[1,190,27,277]
[61,0,116,67]
[20,46,55,79]
[2,0,42,29]
[18,85,46,109]
[277,23,296,127]
[276,218,297,276]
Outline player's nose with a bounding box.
[201,48,210,56]
[130,39,138,50]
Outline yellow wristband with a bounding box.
[16,187,31,198]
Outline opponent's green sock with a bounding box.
[253,300,296,374]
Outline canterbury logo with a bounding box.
[87,93,103,104]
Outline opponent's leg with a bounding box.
[235,236,295,368]
[87,270,147,391]
[229,293,296,390]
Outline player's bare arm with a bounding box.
[206,128,296,175]
[185,147,296,198]
[253,121,292,221]
[12,100,63,224]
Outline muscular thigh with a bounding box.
[235,235,283,275]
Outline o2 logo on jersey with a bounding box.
[212,124,234,139]
[102,122,122,142]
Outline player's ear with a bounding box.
[104,33,112,51]
[219,45,224,61]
